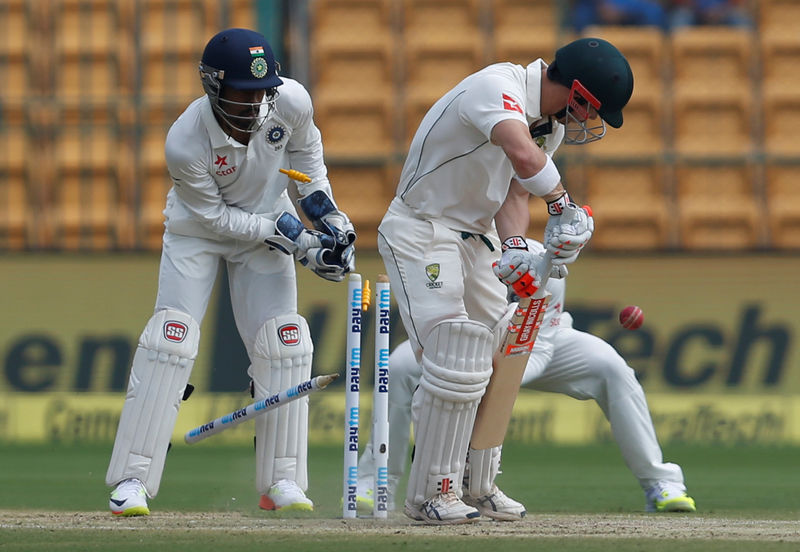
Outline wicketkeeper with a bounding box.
[105,28,355,516]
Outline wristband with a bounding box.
[501,236,528,251]
[514,155,561,196]
[546,192,571,216]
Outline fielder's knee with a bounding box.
[106,309,200,496]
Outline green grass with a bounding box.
[1,442,799,550]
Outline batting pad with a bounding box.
[406,320,493,506]
[106,309,200,496]
[250,313,313,494]
[465,445,501,498]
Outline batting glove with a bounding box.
[492,236,543,298]
[544,202,594,265]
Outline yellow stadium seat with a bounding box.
[52,175,130,251]
[312,34,396,95]
[228,0,255,28]
[141,126,170,177]
[581,161,671,250]
[139,0,217,56]
[139,177,170,251]
[55,1,119,56]
[312,0,394,43]
[670,27,755,91]
[56,127,119,175]
[492,26,560,66]
[586,87,665,157]
[491,0,560,31]
[314,92,397,159]
[0,174,28,250]
[403,0,482,38]
[582,26,666,90]
[760,32,800,89]
[141,52,205,102]
[402,37,485,144]
[672,86,754,156]
[765,162,800,249]
[325,163,398,249]
[675,163,760,249]
[0,1,28,58]
[759,0,800,34]
[0,127,28,177]
[763,85,800,157]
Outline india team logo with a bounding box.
[278,324,300,346]
[267,125,286,144]
[164,321,188,343]
[250,57,268,78]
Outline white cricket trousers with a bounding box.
[156,231,298,353]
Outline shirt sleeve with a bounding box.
[280,81,337,203]
[458,74,528,140]
[165,136,275,242]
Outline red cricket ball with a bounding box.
[619,305,644,330]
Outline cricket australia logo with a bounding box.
[425,263,442,289]
[164,321,188,343]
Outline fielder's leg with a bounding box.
[251,313,314,511]
[404,320,493,525]
[357,340,421,511]
[106,309,200,515]
[532,323,695,513]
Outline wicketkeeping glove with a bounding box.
[299,190,357,248]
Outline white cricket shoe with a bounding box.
[259,479,314,511]
[645,481,696,513]
[109,478,149,517]
[463,484,526,521]
[404,492,481,525]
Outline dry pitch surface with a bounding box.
[2,510,799,541]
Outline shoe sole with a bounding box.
[654,498,697,513]
[260,494,314,512]
[462,497,526,521]
[403,505,480,525]
[111,506,150,517]
[473,508,526,521]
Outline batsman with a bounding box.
[105,29,354,516]
[377,38,633,524]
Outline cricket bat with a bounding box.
[470,282,550,449]
[471,203,588,449]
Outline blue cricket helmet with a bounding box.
[200,28,283,91]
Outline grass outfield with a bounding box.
[1,442,799,551]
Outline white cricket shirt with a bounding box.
[396,60,564,234]
[163,77,333,242]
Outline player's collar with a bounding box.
[524,59,546,122]
[200,96,249,149]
